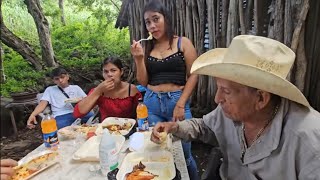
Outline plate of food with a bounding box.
[72,135,125,161]
[64,97,82,103]
[95,117,136,137]
[58,124,98,140]
[11,151,59,180]
[116,150,175,180]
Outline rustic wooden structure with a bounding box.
[116,0,320,113]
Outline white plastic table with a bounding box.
[20,136,190,180]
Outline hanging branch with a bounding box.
[227,0,239,46]
[239,0,246,34]
[244,0,253,31]
[109,0,120,11]
[284,0,292,46]
[273,0,283,41]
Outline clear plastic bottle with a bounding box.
[99,129,118,176]
[41,112,59,149]
[136,98,149,131]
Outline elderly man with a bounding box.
[151,35,320,179]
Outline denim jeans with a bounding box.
[144,88,199,180]
[55,111,94,130]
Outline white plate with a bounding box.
[116,150,176,180]
[72,135,125,161]
[95,117,136,136]
[14,150,59,180]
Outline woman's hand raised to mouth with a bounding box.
[95,79,115,95]
[130,40,145,62]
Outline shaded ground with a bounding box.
[1,125,213,178]
[0,126,43,161]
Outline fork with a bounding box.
[137,33,153,43]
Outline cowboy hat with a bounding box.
[191,35,310,107]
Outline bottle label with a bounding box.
[108,148,119,171]
[100,147,118,175]
[137,118,149,131]
[43,131,59,148]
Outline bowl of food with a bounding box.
[95,117,136,138]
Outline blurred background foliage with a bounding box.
[1,0,130,96]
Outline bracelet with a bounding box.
[176,105,184,109]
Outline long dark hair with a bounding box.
[143,0,175,60]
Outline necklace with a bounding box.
[155,43,170,59]
[240,103,279,162]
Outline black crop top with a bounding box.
[146,37,187,86]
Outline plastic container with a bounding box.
[99,129,119,176]
[41,113,59,148]
[73,135,125,162]
[136,98,149,131]
[116,150,176,180]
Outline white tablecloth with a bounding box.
[20,137,189,180]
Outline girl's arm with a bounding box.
[173,37,198,120]
[131,40,149,86]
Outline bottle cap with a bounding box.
[138,98,143,102]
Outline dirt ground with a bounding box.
[0,125,213,178]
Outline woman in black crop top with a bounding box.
[130,0,199,179]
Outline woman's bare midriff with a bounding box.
[147,83,184,92]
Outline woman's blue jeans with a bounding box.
[144,88,199,180]
[55,111,94,130]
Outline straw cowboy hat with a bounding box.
[191,35,310,107]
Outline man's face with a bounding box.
[214,78,258,122]
[53,74,69,88]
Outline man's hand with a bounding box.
[27,114,37,129]
[1,159,18,180]
[151,122,179,144]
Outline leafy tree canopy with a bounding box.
[1,0,130,97]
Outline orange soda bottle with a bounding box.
[136,98,149,131]
[41,112,59,148]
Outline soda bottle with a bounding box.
[41,112,59,149]
[99,129,118,176]
[136,98,149,131]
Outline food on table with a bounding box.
[86,131,96,140]
[157,132,168,149]
[126,162,158,180]
[12,152,58,180]
[159,132,167,143]
[103,124,122,131]
[58,125,97,139]
[64,97,82,103]
[75,124,97,134]
[58,127,76,139]
[123,122,132,130]
[102,122,132,132]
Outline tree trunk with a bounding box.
[227,0,239,46]
[0,10,43,70]
[0,44,5,83]
[58,0,66,26]
[24,0,57,67]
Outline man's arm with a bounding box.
[174,118,217,146]
[27,100,49,128]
